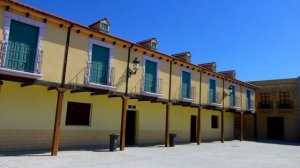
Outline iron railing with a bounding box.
[141,77,163,95]
[257,101,273,109]
[207,91,222,105]
[276,101,293,109]
[85,62,115,86]
[180,86,196,100]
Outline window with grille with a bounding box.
[260,93,272,109]
[278,92,292,109]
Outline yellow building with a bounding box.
[0,0,256,155]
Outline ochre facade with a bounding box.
[0,0,256,153]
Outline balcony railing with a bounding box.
[0,40,43,78]
[207,91,222,105]
[277,101,293,109]
[257,101,273,109]
[229,97,241,109]
[84,62,115,90]
[179,86,196,101]
[246,100,255,111]
[141,77,163,96]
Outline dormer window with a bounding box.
[101,23,109,32]
[89,18,111,33]
[151,42,157,50]
[137,38,158,50]
[172,52,192,63]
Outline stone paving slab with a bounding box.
[0,141,300,168]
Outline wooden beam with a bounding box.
[254,112,257,140]
[240,112,244,141]
[48,86,56,91]
[221,109,225,143]
[120,96,129,151]
[165,103,170,147]
[196,106,201,145]
[51,88,67,156]
[21,82,34,87]
[90,92,108,96]
[70,89,86,94]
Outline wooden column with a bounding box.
[120,96,129,151]
[51,88,67,156]
[221,109,225,143]
[196,106,201,145]
[240,112,244,141]
[165,103,170,147]
[254,112,257,140]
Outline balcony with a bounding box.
[0,41,43,79]
[84,62,116,90]
[141,78,163,97]
[179,86,196,102]
[277,101,293,109]
[228,97,241,111]
[258,101,273,109]
[246,100,255,112]
[207,91,222,107]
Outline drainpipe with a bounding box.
[51,24,73,156]
[221,78,225,143]
[165,60,173,147]
[120,44,132,151]
[197,71,202,145]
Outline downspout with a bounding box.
[125,45,133,96]
[221,78,225,143]
[60,24,73,87]
[165,60,173,147]
[197,71,202,145]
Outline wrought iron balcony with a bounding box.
[246,100,255,111]
[0,40,43,79]
[179,86,196,101]
[257,101,273,109]
[228,97,241,109]
[207,91,222,106]
[277,101,293,109]
[84,62,116,90]
[141,77,163,97]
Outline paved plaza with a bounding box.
[0,140,300,168]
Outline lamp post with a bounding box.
[128,57,140,78]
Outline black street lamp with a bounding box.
[128,57,140,78]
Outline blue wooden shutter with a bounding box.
[144,60,157,93]
[181,71,191,98]
[6,20,39,72]
[90,44,109,85]
[230,85,236,106]
[209,79,216,103]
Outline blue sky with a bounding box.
[21,0,300,81]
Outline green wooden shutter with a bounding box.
[6,20,39,72]
[230,85,236,106]
[209,79,216,103]
[144,60,157,93]
[90,44,109,85]
[181,71,191,98]
[246,90,251,109]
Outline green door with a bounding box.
[230,85,236,106]
[144,60,157,93]
[209,79,216,103]
[89,44,109,85]
[6,20,39,72]
[181,71,191,98]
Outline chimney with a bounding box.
[219,70,236,79]
[171,52,192,63]
[137,38,158,50]
[198,62,217,72]
[89,18,110,33]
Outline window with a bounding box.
[89,44,110,85]
[260,93,271,109]
[101,23,109,32]
[6,20,39,72]
[211,115,218,128]
[229,85,236,107]
[144,59,158,93]
[278,92,292,109]
[65,102,91,126]
[246,90,251,109]
[209,79,217,103]
[151,42,157,49]
[181,71,191,99]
